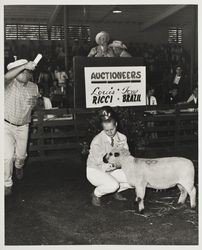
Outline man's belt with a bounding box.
[4,119,24,127]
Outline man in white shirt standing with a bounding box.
[4,59,38,196]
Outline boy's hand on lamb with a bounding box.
[105,163,117,172]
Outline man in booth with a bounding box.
[88,31,114,57]
[109,40,132,57]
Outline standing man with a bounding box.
[4,59,38,196]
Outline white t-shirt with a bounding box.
[146,95,157,105]
[187,94,197,104]
[173,75,181,85]
[43,97,52,109]
[43,97,54,119]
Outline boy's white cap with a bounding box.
[7,59,28,71]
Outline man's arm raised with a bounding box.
[4,61,36,86]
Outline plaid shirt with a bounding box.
[5,79,38,125]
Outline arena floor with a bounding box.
[5,152,198,245]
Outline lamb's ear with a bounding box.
[121,148,131,156]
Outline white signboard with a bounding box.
[84,66,146,108]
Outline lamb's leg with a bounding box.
[188,186,196,208]
[135,186,146,213]
[177,184,188,204]
[180,182,196,209]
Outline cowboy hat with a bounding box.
[95,31,110,44]
[7,59,28,71]
[109,40,127,49]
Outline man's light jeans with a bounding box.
[86,167,132,197]
[4,122,29,187]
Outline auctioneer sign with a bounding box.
[84,66,146,108]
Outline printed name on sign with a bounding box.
[91,87,115,104]
[123,94,141,102]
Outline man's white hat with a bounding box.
[7,59,28,71]
[95,31,110,44]
[109,40,127,50]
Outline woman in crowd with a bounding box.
[88,31,114,57]
[86,106,132,206]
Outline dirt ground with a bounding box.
[5,152,198,245]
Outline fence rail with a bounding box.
[28,104,198,162]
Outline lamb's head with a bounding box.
[103,147,131,168]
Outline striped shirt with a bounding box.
[5,79,38,125]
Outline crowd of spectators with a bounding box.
[4,40,197,108]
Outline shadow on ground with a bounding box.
[5,152,198,245]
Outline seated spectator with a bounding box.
[165,84,180,105]
[54,65,68,94]
[50,80,64,108]
[37,86,52,110]
[187,86,198,106]
[146,86,157,105]
[109,40,132,57]
[50,79,61,96]
[38,66,53,97]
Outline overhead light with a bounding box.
[113,7,122,14]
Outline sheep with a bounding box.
[103,147,196,213]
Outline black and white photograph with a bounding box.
[1,0,200,247]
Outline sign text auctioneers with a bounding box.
[84,66,146,108]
